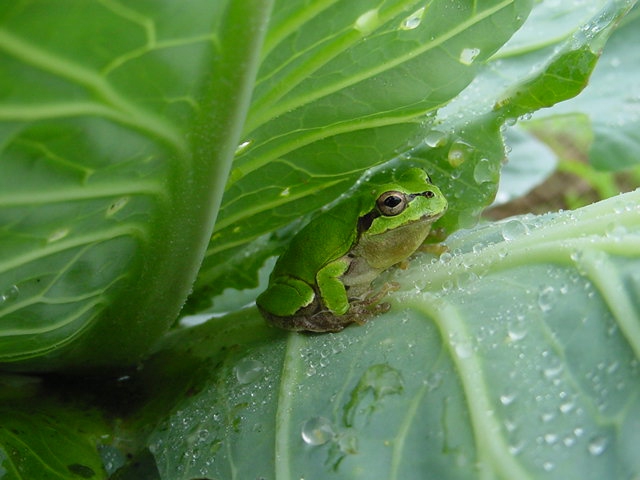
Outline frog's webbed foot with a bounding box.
[347,281,399,325]
[366,281,400,302]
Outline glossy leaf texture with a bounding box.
[0,1,270,369]
[145,190,640,480]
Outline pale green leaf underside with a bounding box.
[150,190,640,480]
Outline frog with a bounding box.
[256,166,447,332]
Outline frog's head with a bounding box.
[360,167,447,236]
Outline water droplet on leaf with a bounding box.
[235,140,252,155]
[439,251,453,264]
[507,324,527,342]
[448,140,473,167]
[537,286,555,313]
[587,435,609,456]
[301,417,334,446]
[459,47,481,65]
[543,363,563,379]
[501,219,529,241]
[234,358,264,385]
[500,393,516,405]
[47,228,70,242]
[424,130,447,148]
[354,9,379,35]
[473,158,494,184]
[400,6,425,30]
[559,401,575,414]
[454,341,472,359]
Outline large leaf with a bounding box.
[145,189,640,479]
[192,0,534,300]
[0,1,637,478]
[0,0,271,369]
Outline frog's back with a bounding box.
[270,199,363,285]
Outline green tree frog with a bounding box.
[257,167,447,332]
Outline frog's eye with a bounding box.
[377,191,408,216]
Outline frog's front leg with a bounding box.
[316,257,351,315]
[315,257,386,330]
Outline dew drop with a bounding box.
[47,228,70,242]
[234,358,264,385]
[235,140,252,155]
[570,250,583,262]
[542,461,555,471]
[439,251,453,264]
[508,441,525,455]
[473,158,494,184]
[606,361,619,374]
[499,393,516,406]
[0,285,19,305]
[454,341,472,359]
[507,325,527,342]
[541,412,555,423]
[354,9,379,35]
[472,243,485,254]
[587,435,609,456]
[543,363,563,379]
[504,418,517,432]
[400,6,425,30]
[459,47,481,65]
[301,417,335,446]
[559,400,575,414]
[279,187,290,197]
[501,219,529,242]
[448,140,473,167]
[537,286,555,313]
[424,130,448,148]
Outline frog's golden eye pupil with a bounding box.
[384,196,402,208]
[377,191,407,216]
